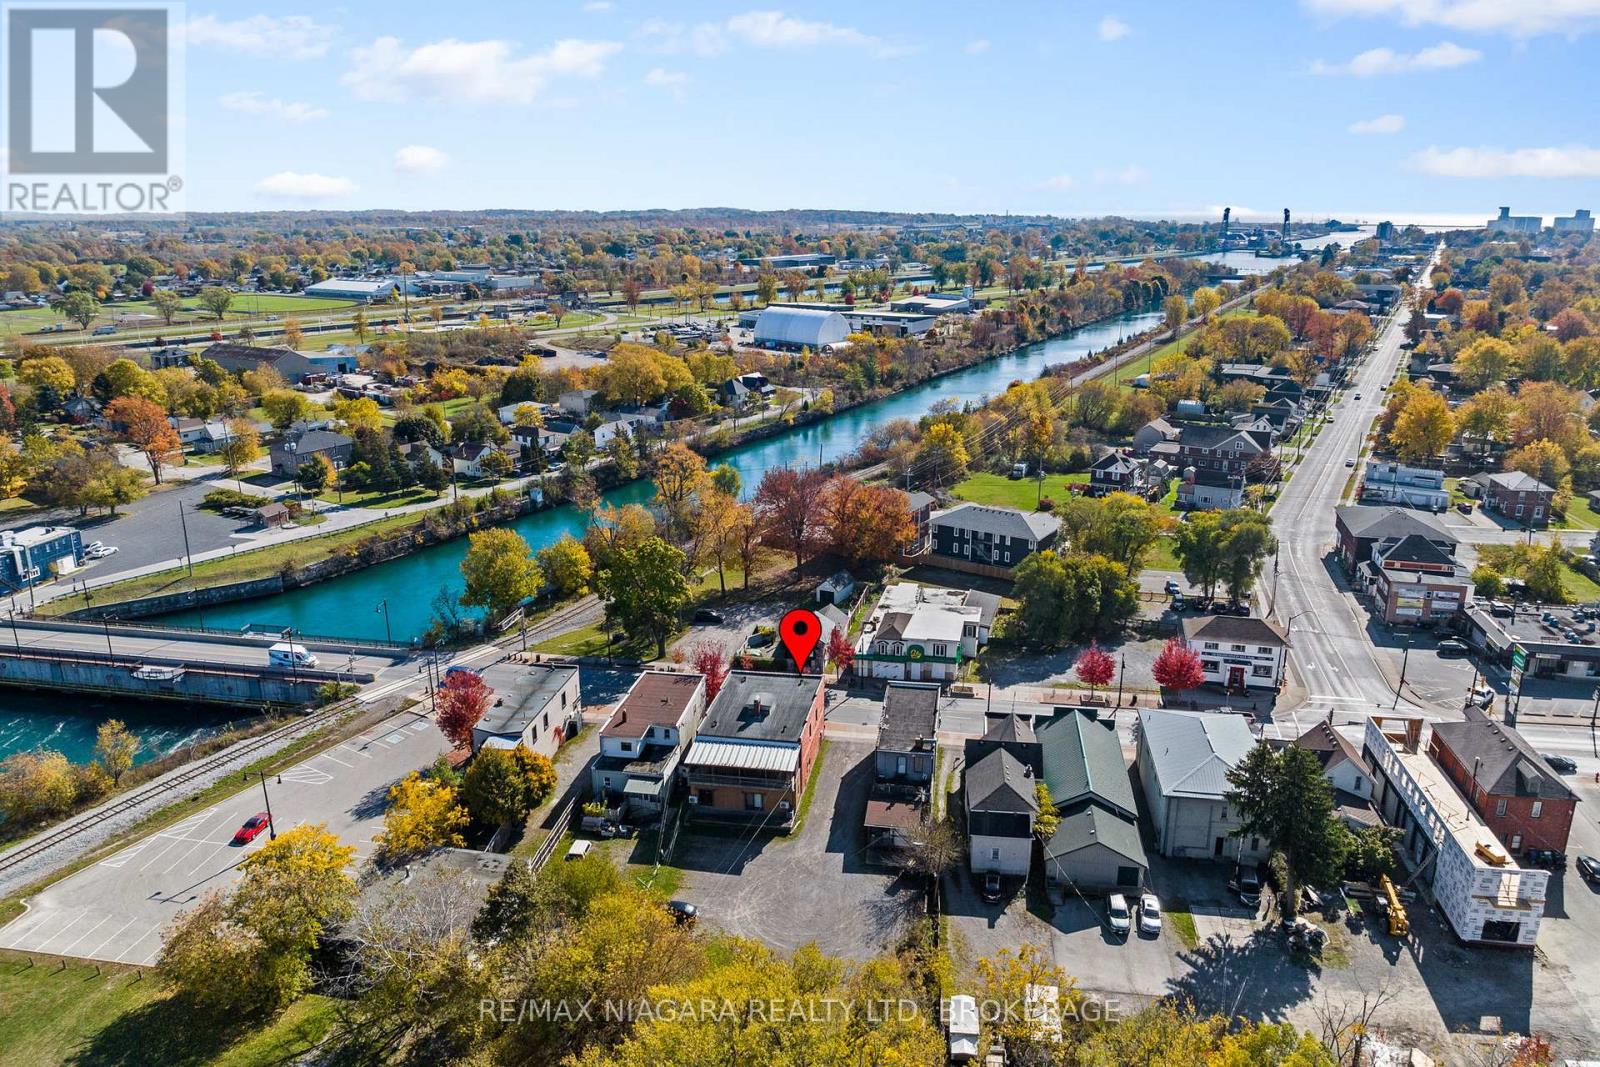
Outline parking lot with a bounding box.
[671,740,920,959]
[0,705,446,965]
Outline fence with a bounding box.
[528,794,578,872]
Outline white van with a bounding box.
[268,642,318,669]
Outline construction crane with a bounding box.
[1379,873,1409,937]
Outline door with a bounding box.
[1214,837,1226,857]
[1227,665,1245,690]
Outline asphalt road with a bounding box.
[0,702,447,965]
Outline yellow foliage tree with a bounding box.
[378,772,468,858]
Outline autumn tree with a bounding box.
[378,772,468,859]
[106,395,180,482]
[1390,389,1453,464]
[1151,637,1205,692]
[1074,642,1115,698]
[218,418,261,482]
[753,466,826,571]
[595,537,689,656]
[437,671,492,750]
[459,527,541,626]
[689,640,730,700]
[93,719,139,786]
[260,388,315,429]
[537,533,593,598]
[1456,336,1518,389]
[913,421,970,486]
[461,745,555,827]
[150,288,183,325]
[819,475,914,565]
[826,626,855,675]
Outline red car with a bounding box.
[231,813,272,845]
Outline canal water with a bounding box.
[0,689,247,765]
[156,309,1168,642]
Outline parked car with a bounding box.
[84,544,119,560]
[1437,639,1470,657]
[1456,501,1473,514]
[443,666,481,683]
[231,813,271,845]
[1170,593,1187,612]
[981,871,1003,903]
[746,630,774,649]
[1230,863,1262,907]
[1163,579,1181,596]
[1577,854,1600,884]
[1542,753,1578,774]
[692,608,725,624]
[565,839,592,861]
[665,900,698,925]
[1106,893,1131,936]
[1137,893,1162,936]
[1469,684,1495,709]
[1344,458,1355,468]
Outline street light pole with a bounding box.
[1392,632,1413,710]
[258,771,277,840]
[178,502,194,579]
[375,599,392,645]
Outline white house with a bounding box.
[591,671,706,816]
[471,665,581,759]
[854,582,1000,683]
[1179,615,1287,691]
[1135,708,1269,863]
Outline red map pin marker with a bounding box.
[779,608,822,674]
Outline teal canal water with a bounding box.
[157,310,1166,642]
[0,690,248,764]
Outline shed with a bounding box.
[816,570,855,606]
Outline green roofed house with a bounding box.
[1036,708,1148,894]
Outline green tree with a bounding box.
[709,461,742,498]
[1218,510,1278,601]
[459,527,542,625]
[218,419,261,482]
[1010,550,1138,647]
[1174,511,1226,599]
[1225,745,1348,919]
[537,533,593,598]
[53,291,100,330]
[461,746,537,827]
[150,288,184,325]
[93,719,139,785]
[296,455,331,496]
[197,285,234,321]
[260,388,315,429]
[595,536,689,656]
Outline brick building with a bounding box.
[1427,707,1577,857]
[681,672,826,827]
[1466,471,1556,529]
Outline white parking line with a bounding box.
[319,750,353,768]
[114,926,162,965]
[384,732,406,744]
[84,916,141,959]
[55,915,113,956]
[32,909,92,952]
[341,743,373,758]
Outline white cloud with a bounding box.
[1302,0,1600,37]
[343,36,621,105]
[254,171,357,200]
[393,145,449,174]
[219,91,329,123]
[1311,40,1480,75]
[644,68,689,100]
[582,0,613,10]
[1094,164,1148,185]
[965,38,992,54]
[640,11,910,58]
[1098,16,1131,41]
[1039,174,1075,190]
[1348,112,1406,134]
[1409,144,1600,178]
[186,14,334,60]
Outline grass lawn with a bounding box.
[1560,563,1600,603]
[951,471,1087,510]
[1167,905,1200,950]
[0,951,337,1067]
[1554,494,1600,531]
[1145,536,1182,572]
[316,485,439,509]
[32,511,423,615]
[534,619,666,661]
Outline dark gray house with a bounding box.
[874,682,939,784]
[964,714,1042,876]
[929,503,1060,570]
[269,428,354,478]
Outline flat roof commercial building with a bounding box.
[681,671,826,827]
[471,665,581,759]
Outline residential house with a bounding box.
[496,400,548,425]
[0,526,83,590]
[1361,462,1449,511]
[1087,448,1168,499]
[449,441,514,478]
[1173,425,1270,510]
[1334,505,1457,573]
[864,682,941,854]
[1357,532,1472,625]
[1428,707,1578,857]
[719,373,776,408]
[470,665,581,760]
[170,416,230,454]
[1180,615,1287,691]
[964,714,1042,876]
[1131,417,1179,457]
[1135,708,1269,862]
[268,428,353,478]
[590,671,707,818]
[929,502,1059,570]
[1466,471,1555,529]
[396,440,445,471]
[1363,716,1547,946]
[1291,720,1378,827]
[62,395,102,424]
[855,581,1000,683]
[559,389,599,417]
[199,342,321,384]
[1037,708,1148,894]
[681,672,826,827]
[772,604,847,673]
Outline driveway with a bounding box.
[673,740,917,959]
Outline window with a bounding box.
[1203,641,1219,651]
[1533,506,1544,519]
[1354,776,1364,791]
[990,847,1000,862]
[1250,836,1260,851]
[1510,833,1522,850]
[1257,646,1273,654]
[1531,801,1543,819]
[1496,798,1508,817]
[1251,665,1272,677]
[1515,503,1525,517]
[542,712,549,731]
[560,692,567,707]
[1230,643,1246,652]
[745,793,764,811]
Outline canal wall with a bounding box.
[0,649,355,707]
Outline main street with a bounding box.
[1265,251,1452,726]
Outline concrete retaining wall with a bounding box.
[0,654,331,707]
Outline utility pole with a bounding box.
[375,599,392,645]
[178,502,195,579]
[258,771,277,840]
[1392,632,1413,710]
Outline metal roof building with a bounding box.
[752,306,850,350]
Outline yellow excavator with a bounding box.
[1379,874,1409,938]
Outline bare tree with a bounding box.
[1315,984,1399,1066]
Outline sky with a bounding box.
[168,1,1600,223]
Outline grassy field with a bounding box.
[951,471,1088,510]
[0,294,359,339]
[1554,494,1600,531]
[0,951,337,1067]
[315,485,440,509]
[32,511,423,615]
[1560,562,1600,603]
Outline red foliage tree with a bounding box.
[689,641,729,701]
[753,467,827,571]
[826,626,855,675]
[819,475,915,565]
[437,672,492,750]
[1150,638,1205,693]
[1073,642,1115,697]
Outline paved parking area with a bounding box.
[0,706,447,965]
[674,740,918,959]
